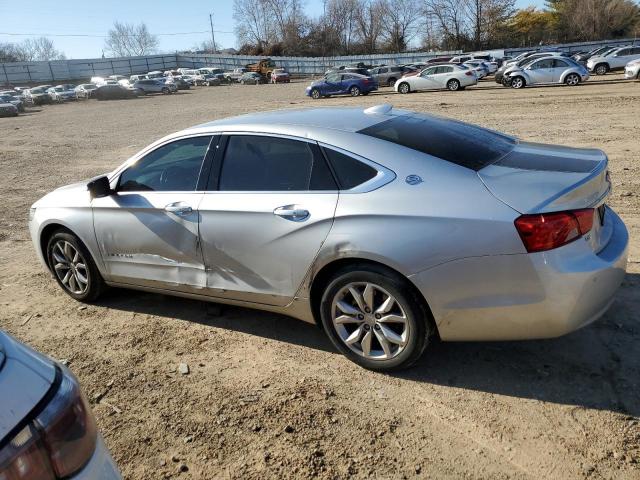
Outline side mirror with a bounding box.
[87,175,113,199]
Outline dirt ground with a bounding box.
[1,75,639,480]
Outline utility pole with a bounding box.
[209,13,216,53]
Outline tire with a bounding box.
[136,88,145,96]
[241,80,245,85]
[310,88,321,100]
[447,78,460,91]
[595,63,608,76]
[349,85,361,96]
[565,73,580,86]
[387,77,397,87]
[398,82,410,94]
[511,76,525,89]
[46,230,105,302]
[319,265,431,371]
[161,87,169,94]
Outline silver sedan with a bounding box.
[506,57,590,88]
[28,105,628,371]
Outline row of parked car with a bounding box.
[0,65,296,115]
[303,45,640,99]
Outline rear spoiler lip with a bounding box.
[527,156,609,214]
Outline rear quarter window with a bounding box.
[358,114,516,171]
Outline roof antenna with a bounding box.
[364,104,393,115]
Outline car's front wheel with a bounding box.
[161,87,170,94]
[46,230,105,302]
[319,265,431,371]
[310,88,321,99]
[595,63,608,76]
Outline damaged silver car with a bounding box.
[29,106,628,370]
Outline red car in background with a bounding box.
[271,69,291,83]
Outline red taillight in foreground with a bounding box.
[515,208,594,253]
[465,71,474,76]
[0,369,97,479]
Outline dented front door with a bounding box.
[92,191,206,292]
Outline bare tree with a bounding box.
[424,0,469,49]
[354,0,387,52]
[104,22,159,57]
[465,0,514,49]
[234,0,277,49]
[381,0,420,52]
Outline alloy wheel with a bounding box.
[331,282,410,361]
[51,240,89,295]
[399,82,409,94]
[566,74,580,86]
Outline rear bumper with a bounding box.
[410,208,628,341]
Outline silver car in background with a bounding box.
[0,331,121,479]
[587,45,640,75]
[28,106,628,371]
[506,57,589,88]
[624,58,640,79]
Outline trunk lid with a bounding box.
[479,141,612,252]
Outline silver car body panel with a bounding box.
[29,107,629,340]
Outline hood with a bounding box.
[0,331,56,443]
[31,178,95,209]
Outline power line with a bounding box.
[0,30,234,38]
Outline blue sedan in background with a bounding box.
[306,72,378,99]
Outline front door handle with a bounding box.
[273,205,310,222]
[165,202,192,215]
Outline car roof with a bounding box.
[188,106,400,136]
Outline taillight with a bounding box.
[0,368,97,479]
[514,208,594,253]
[465,71,474,76]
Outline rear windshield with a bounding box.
[358,114,517,171]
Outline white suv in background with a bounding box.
[587,46,640,75]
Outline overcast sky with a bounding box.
[0,0,546,59]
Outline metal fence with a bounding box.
[1,36,639,85]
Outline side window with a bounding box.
[118,136,211,192]
[322,148,377,190]
[218,136,336,191]
[440,66,453,73]
[617,48,630,56]
[631,47,640,55]
[379,68,388,73]
[553,59,568,68]
[326,73,340,82]
[421,67,436,76]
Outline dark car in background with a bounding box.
[0,92,25,112]
[240,72,266,85]
[95,84,137,100]
[306,72,378,99]
[368,65,411,87]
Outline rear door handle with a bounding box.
[273,205,310,222]
[165,202,192,215]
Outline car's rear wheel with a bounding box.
[398,82,410,94]
[387,77,397,87]
[511,76,525,89]
[595,64,608,76]
[46,230,105,302]
[349,85,361,96]
[565,73,580,86]
[161,87,169,94]
[311,88,321,99]
[447,79,460,91]
[319,265,431,371]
